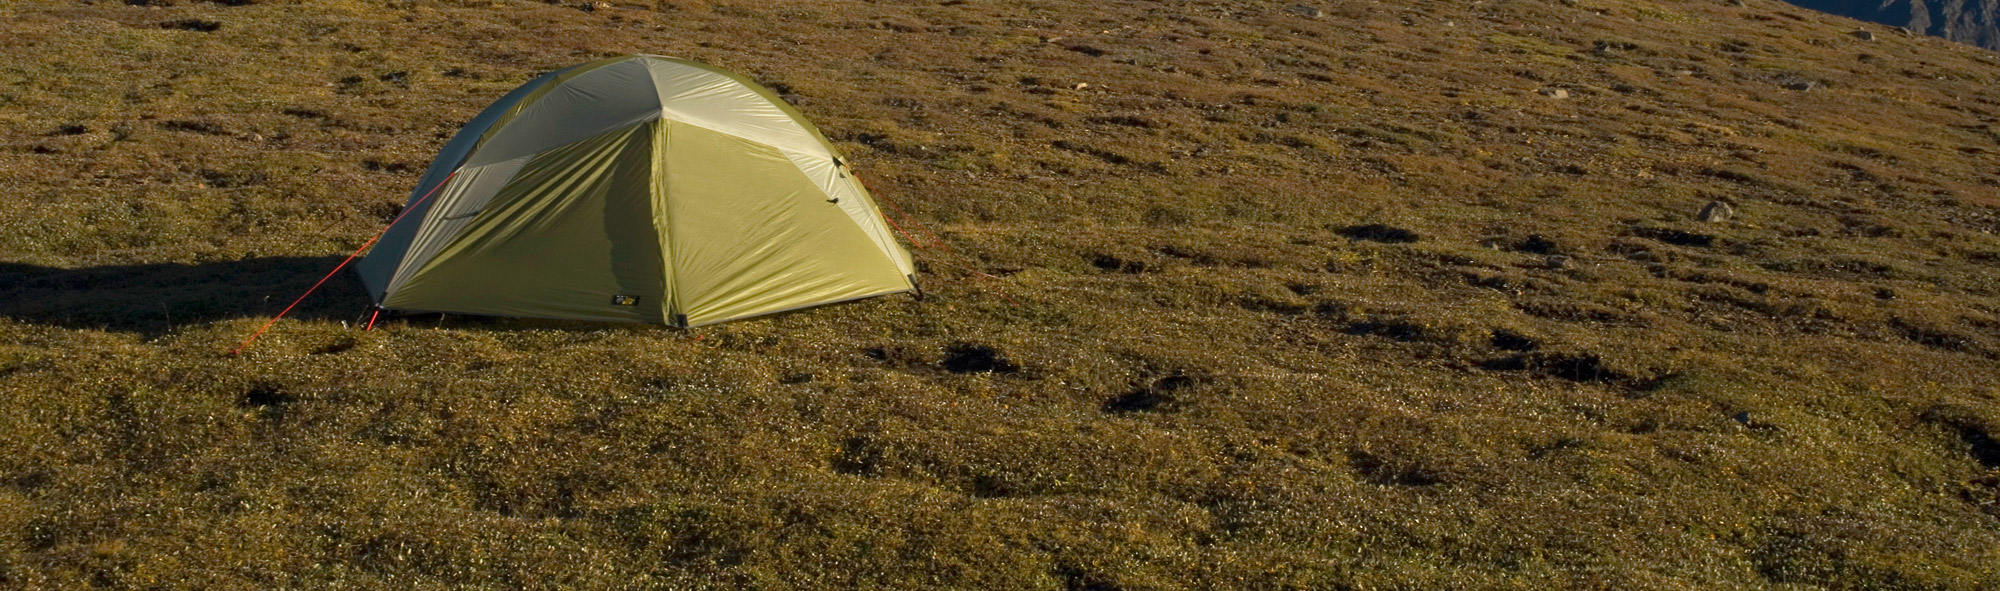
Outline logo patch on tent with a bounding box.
[611,295,640,306]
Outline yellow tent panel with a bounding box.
[355,55,916,327]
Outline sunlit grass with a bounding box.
[1,0,1999,588]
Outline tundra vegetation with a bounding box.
[2,0,1999,588]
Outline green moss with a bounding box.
[1485,33,1578,66]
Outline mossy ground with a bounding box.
[3,0,2000,588]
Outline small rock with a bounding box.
[1897,26,1914,36]
[1545,255,1572,269]
[1672,69,1695,77]
[1072,82,1089,90]
[1732,411,1776,431]
[1851,30,1875,41]
[1697,200,1734,223]
[1727,0,1745,6]
[1539,88,1569,99]
[1783,80,1817,91]
[1286,5,1323,18]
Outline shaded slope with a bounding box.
[1783,0,2000,50]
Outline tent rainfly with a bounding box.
[354,55,917,327]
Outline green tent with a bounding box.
[355,55,917,327]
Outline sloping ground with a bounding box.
[2,0,1999,588]
[1783,0,2000,51]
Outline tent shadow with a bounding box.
[0,256,375,336]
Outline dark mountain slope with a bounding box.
[1784,0,2000,49]
[2,0,2000,588]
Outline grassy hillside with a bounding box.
[3,0,2000,588]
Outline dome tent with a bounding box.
[354,55,917,327]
